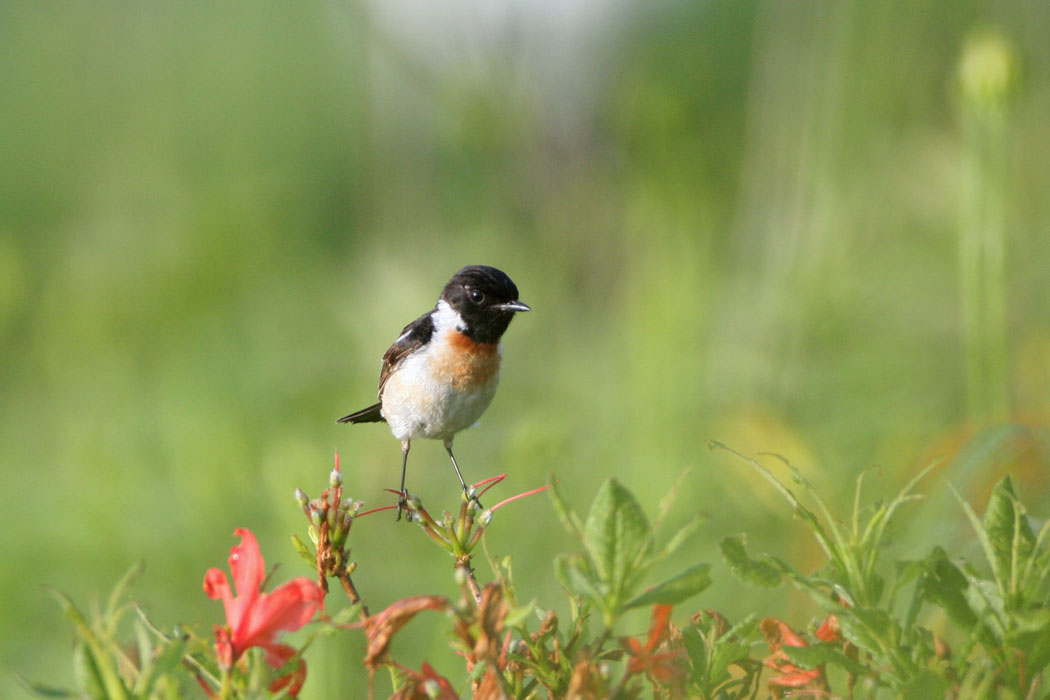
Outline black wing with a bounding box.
[336,311,435,425]
[376,311,435,397]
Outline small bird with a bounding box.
[337,265,530,517]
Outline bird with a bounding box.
[337,265,530,518]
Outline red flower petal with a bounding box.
[622,605,683,683]
[229,529,264,607]
[761,617,808,652]
[646,605,674,652]
[213,626,234,669]
[204,529,324,668]
[236,577,325,650]
[815,614,840,642]
[203,569,231,603]
[263,643,307,697]
[769,669,822,688]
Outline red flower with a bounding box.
[760,618,828,696]
[815,614,840,643]
[204,528,325,696]
[622,604,683,684]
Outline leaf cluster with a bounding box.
[713,443,1050,699]
[25,451,1050,700]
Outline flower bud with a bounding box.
[454,565,468,585]
[959,31,1017,108]
[329,468,342,488]
[294,488,309,507]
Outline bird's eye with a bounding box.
[468,289,484,304]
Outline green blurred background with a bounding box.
[3,1,1050,697]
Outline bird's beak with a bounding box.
[498,300,531,313]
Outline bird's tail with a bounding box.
[336,403,385,424]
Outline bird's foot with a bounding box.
[463,489,484,512]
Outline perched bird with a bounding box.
[337,265,530,517]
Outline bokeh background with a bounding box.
[3,1,1050,697]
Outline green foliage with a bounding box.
[681,612,762,698]
[21,564,209,700]
[715,448,1050,699]
[950,476,1050,693]
[553,477,711,629]
[27,460,1050,699]
[719,534,781,589]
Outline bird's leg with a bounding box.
[444,438,482,509]
[397,439,410,520]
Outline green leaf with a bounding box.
[835,607,895,655]
[131,621,155,694]
[44,587,131,700]
[709,443,838,563]
[859,459,937,557]
[330,603,364,625]
[782,643,868,676]
[504,598,538,629]
[582,479,652,593]
[962,575,1007,642]
[291,534,316,568]
[1024,516,1050,601]
[626,563,712,608]
[918,547,977,631]
[1005,608,1050,680]
[554,554,604,604]
[898,670,952,699]
[683,615,762,694]
[547,471,583,538]
[655,466,693,526]
[44,586,91,630]
[951,483,1008,599]
[134,632,188,698]
[15,675,76,699]
[982,476,1035,604]
[719,535,782,588]
[767,558,843,610]
[681,626,710,682]
[72,642,106,700]
[650,514,703,566]
[105,561,145,621]
[761,452,850,566]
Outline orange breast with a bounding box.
[432,330,501,390]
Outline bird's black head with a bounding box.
[441,265,530,343]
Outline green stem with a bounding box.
[218,667,232,700]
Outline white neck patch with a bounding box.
[433,299,465,333]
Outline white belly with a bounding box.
[380,337,501,441]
